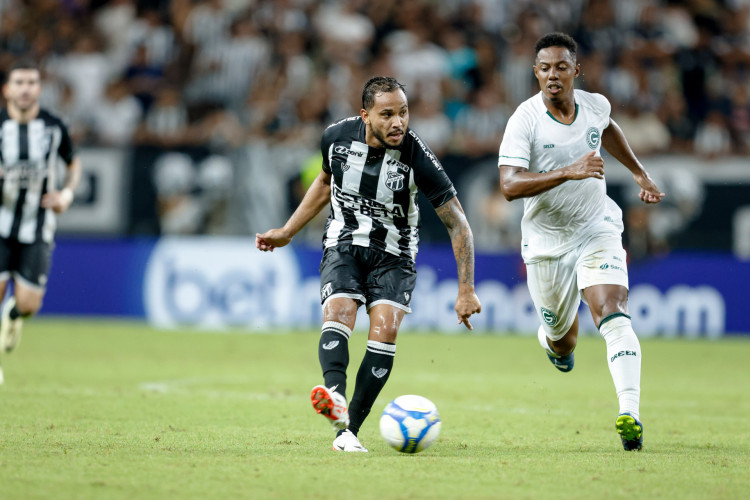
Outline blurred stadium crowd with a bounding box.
[1,0,749,255]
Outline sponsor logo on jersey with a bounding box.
[386,157,410,173]
[325,115,360,130]
[541,307,559,327]
[335,145,364,157]
[404,292,410,303]
[600,263,609,270]
[586,127,601,149]
[340,161,350,172]
[543,144,555,149]
[321,282,333,300]
[332,184,406,218]
[322,340,340,350]
[371,367,389,378]
[385,171,405,191]
[408,130,443,170]
[5,160,47,188]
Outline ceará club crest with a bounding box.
[385,171,404,191]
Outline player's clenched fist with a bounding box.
[255,229,292,252]
[566,151,604,180]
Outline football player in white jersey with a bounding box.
[498,33,665,451]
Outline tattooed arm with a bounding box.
[435,196,482,330]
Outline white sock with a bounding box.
[537,325,555,356]
[599,315,641,420]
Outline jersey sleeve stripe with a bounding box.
[499,155,530,161]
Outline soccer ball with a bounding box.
[379,395,441,453]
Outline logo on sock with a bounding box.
[541,307,559,327]
[322,341,340,350]
[371,368,388,378]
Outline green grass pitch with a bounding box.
[1,319,748,499]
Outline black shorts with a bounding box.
[319,244,417,312]
[0,238,54,289]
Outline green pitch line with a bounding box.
[0,319,748,500]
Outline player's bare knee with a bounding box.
[15,297,41,316]
[598,301,628,326]
[369,323,398,343]
[367,305,404,343]
[323,302,357,326]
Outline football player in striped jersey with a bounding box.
[0,60,81,383]
[257,77,481,451]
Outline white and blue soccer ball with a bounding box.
[379,395,441,453]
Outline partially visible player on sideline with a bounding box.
[0,60,81,383]
[498,33,665,451]
[256,77,481,452]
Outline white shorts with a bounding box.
[526,235,629,340]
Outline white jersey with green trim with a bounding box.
[498,89,624,263]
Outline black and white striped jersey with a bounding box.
[321,116,456,260]
[0,108,75,244]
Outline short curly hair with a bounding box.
[362,76,407,110]
[534,32,578,59]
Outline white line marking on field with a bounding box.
[138,377,305,401]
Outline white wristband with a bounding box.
[60,187,74,205]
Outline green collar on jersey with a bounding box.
[546,103,579,126]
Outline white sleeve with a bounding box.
[498,110,532,169]
[592,92,612,122]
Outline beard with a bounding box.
[372,127,404,148]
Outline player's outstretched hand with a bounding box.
[634,173,665,204]
[41,188,74,214]
[567,151,604,180]
[255,229,292,252]
[455,289,482,331]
